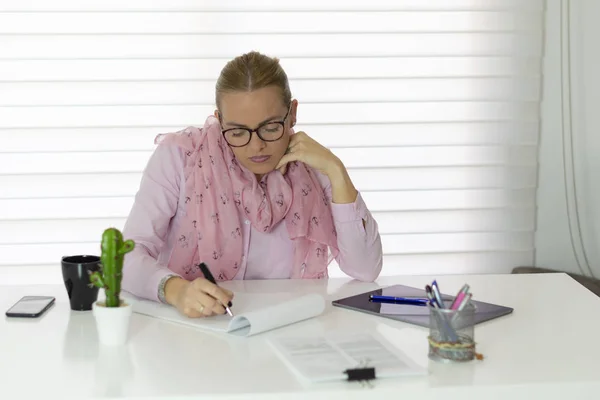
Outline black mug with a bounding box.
[61,255,101,311]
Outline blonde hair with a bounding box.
[215,51,292,110]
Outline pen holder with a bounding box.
[427,303,477,363]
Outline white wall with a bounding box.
[535,0,600,278]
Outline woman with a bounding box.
[121,51,383,318]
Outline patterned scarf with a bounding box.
[154,115,339,281]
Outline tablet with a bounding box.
[332,284,513,328]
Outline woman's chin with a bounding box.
[245,163,277,178]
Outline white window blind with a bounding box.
[0,0,544,284]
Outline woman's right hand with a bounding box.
[164,277,234,318]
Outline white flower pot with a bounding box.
[92,300,132,346]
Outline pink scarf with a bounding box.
[154,115,339,281]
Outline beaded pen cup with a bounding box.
[427,302,477,363]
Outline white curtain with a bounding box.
[0,0,545,284]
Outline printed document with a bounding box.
[269,332,427,382]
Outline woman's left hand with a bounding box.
[276,131,342,176]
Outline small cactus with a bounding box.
[90,228,135,308]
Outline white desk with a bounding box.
[2,273,600,400]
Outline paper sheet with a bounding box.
[269,332,427,382]
[124,291,325,337]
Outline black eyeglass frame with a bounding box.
[219,106,291,148]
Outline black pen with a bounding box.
[197,262,234,317]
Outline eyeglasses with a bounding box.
[220,106,291,148]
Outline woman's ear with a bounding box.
[213,109,220,119]
[290,99,298,127]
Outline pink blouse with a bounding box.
[121,141,384,302]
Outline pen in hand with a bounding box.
[197,263,234,317]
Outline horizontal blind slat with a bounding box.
[0,232,534,265]
[347,167,538,191]
[0,12,543,34]
[0,251,534,284]
[333,146,537,168]
[0,78,541,105]
[0,0,546,12]
[0,33,543,59]
[0,209,536,245]
[0,146,537,175]
[0,122,540,152]
[333,250,534,277]
[0,166,538,199]
[0,57,543,81]
[0,102,541,128]
[0,189,536,220]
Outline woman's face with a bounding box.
[216,86,297,180]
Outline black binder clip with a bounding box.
[343,359,376,388]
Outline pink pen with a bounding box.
[455,293,472,312]
[451,292,473,323]
[450,284,470,310]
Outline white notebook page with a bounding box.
[124,291,325,336]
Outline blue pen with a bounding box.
[369,295,429,306]
[426,285,459,342]
[425,285,438,307]
[431,280,445,309]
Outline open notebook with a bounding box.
[123,291,325,337]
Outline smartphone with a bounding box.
[5,295,56,318]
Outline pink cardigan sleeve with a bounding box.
[315,172,384,282]
[121,142,184,302]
